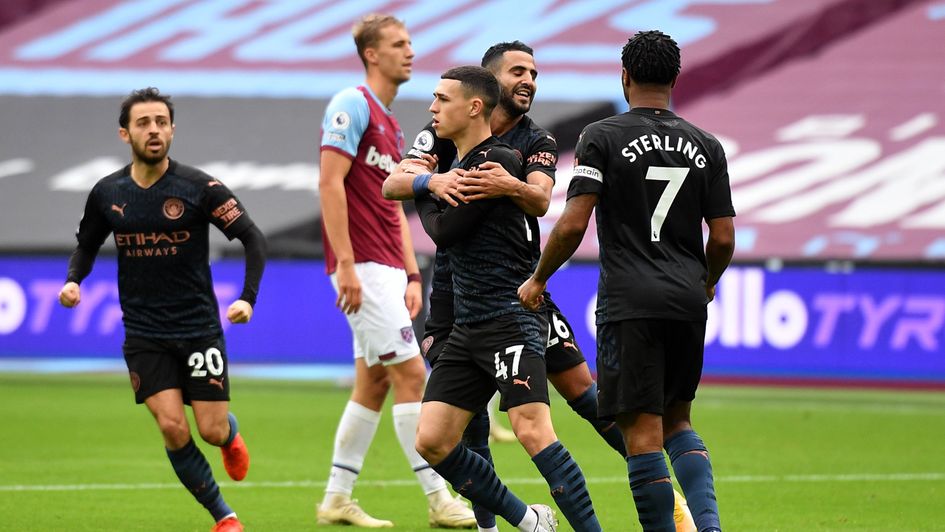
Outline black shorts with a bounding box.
[543,296,587,374]
[596,319,705,419]
[426,296,585,374]
[423,312,549,412]
[420,322,451,367]
[123,335,231,404]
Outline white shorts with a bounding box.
[330,261,420,367]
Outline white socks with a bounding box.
[324,400,381,499]
[324,400,450,506]
[487,392,500,426]
[392,401,448,496]
[516,507,539,532]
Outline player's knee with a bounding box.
[156,415,191,446]
[367,375,391,399]
[196,418,228,446]
[414,430,449,465]
[367,367,392,389]
[355,371,391,405]
[511,422,556,456]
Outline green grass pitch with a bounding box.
[1,373,944,531]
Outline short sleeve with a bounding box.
[320,88,370,159]
[703,142,736,220]
[523,132,557,182]
[567,126,605,199]
[203,179,255,239]
[405,121,458,173]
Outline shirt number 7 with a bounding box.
[645,166,690,242]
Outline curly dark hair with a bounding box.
[621,30,680,85]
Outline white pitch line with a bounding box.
[2,472,944,493]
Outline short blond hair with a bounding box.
[352,13,405,68]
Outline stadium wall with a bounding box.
[1,255,943,387]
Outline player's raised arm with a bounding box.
[460,129,557,216]
[461,164,553,216]
[382,153,436,199]
[384,160,468,207]
[414,194,486,248]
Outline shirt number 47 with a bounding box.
[494,344,524,380]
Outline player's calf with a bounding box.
[166,439,234,523]
[665,430,721,532]
[220,413,249,481]
[628,452,677,532]
[565,381,627,456]
[531,441,601,532]
[429,444,539,531]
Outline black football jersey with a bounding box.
[568,107,735,323]
[407,116,556,264]
[408,117,558,326]
[423,248,455,334]
[415,137,533,324]
[496,115,557,267]
[74,160,255,338]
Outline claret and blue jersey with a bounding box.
[319,84,406,274]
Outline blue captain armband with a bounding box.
[412,173,432,197]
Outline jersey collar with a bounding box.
[362,84,394,116]
[629,107,677,118]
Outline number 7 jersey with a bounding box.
[568,107,735,323]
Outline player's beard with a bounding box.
[498,83,532,118]
[131,135,171,166]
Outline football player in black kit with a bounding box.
[394,38,644,450]
[58,87,266,532]
[385,41,694,532]
[519,31,735,532]
[394,65,601,532]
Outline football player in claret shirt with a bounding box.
[58,87,266,532]
[315,12,474,530]
[519,30,736,532]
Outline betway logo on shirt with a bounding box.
[364,146,395,173]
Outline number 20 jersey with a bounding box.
[567,107,735,323]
